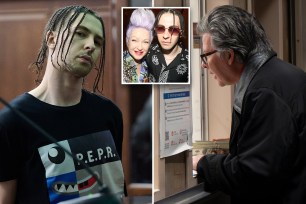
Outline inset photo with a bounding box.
[121,7,190,84]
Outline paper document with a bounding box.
[159,85,192,158]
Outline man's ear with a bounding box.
[46,31,57,48]
[226,49,235,65]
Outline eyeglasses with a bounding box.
[155,25,181,36]
[200,50,218,65]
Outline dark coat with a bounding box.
[197,53,306,204]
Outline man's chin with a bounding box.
[161,45,174,51]
[72,68,92,78]
[217,81,226,87]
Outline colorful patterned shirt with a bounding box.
[123,51,148,83]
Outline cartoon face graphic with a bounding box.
[38,130,124,204]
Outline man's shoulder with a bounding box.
[82,90,122,114]
[247,57,306,104]
[83,90,112,103]
[0,94,32,113]
[148,43,160,54]
[254,57,306,86]
[0,93,31,125]
[183,47,189,54]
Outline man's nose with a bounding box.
[201,61,208,69]
[163,29,171,38]
[85,38,96,53]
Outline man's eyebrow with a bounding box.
[76,25,104,41]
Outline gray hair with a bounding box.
[197,5,273,63]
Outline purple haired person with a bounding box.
[123,8,155,83]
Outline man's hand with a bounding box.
[192,154,204,170]
[0,179,17,204]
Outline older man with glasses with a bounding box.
[146,9,189,83]
[194,5,306,204]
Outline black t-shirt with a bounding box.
[0,90,124,204]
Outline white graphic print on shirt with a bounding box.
[38,130,124,204]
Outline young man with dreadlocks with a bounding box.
[0,5,125,204]
[146,9,189,83]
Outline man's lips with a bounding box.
[161,41,171,45]
[78,55,92,65]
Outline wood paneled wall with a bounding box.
[0,0,152,196]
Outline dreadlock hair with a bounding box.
[31,5,106,93]
[153,9,185,46]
